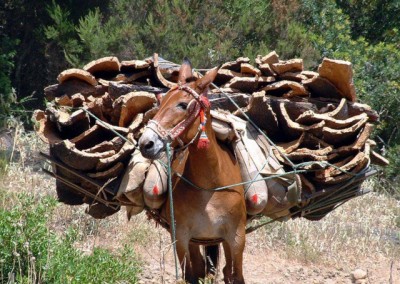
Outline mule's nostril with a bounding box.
[145,141,154,150]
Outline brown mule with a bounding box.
[139,59,246,284]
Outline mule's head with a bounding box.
[139,58,218,159]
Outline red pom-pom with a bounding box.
[197,132,210,149]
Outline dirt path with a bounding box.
[132,225,399,284]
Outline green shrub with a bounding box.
[0,192,141,283]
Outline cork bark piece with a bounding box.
[45,106,90,139]
[215,69,243,85]
[261,80,309,97]
[278,72,308,82]
[121,60,150,72]
[271,59,303,75]
[370,151,390,166]
[32,110,63,145]
[224,76,275,93]
[278,102,326,138]
[118,92,156,127]
[221,57,250,72]
[88,162,124,179]
[315,152,366,179]
[258,63,276,76]
[276,133,305,154]
[301,70,319,79]
[243,91,279,137]
[303,75,343,100]
[334,123,373,154]
[52,140,115,171]
[322,116,368,144]
[57,68,97,86]
[83,56,121,74]
[296,111,368,129]
[318,58,356,102]
[259,51,279,65]
[313,153,369,184]
[96,134,136,171]
[128,113,144,133]
[240,63,261,76]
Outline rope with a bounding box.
[57,71,371,232]
[166,143,179,280]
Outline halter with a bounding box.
[146,84,211,149]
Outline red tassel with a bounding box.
[197,132,210,149]
[197,108,210,149]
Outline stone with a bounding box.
[351,268,367,280]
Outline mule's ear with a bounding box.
[178,57,193,84]
[196,66,219,91]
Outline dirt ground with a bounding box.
[131,224,399,284]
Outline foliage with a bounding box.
[1,0,399,195]
[0,191,141,283]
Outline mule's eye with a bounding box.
[176,102,188,110]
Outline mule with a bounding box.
[139,59,247,284]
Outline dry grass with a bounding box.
[1,129,399,283]
[248,190,399,265]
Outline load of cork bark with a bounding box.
[33,51,388,223]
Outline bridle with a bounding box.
[145,84,210,149]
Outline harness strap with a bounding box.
[145,84,209,144]
[147,101,201,142]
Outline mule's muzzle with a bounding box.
[139,129,165,159]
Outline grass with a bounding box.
[0,131,141,284]
[247,186,400,266]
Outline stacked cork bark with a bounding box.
[33,52,387,221]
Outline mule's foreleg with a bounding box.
[222,229,246,284]
[175,232,199,284]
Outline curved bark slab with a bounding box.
[334,123,373,154]
[83,56,121,74]
[118,92,156,127]
[271,59,303,75]
[57,68,97,86]
[370,150,390,166]
[153,53,177,88]
[52,140,115,171]
[318,58,356,102]
[296,111,368,129]
[278,72,308,82]
[261,80,309,97]
[224,76,275,93]
[276,133,305,154]
[303,75,343,100]
[322,116,368,144]
[240,63,261,76]
[278,102,325,138]
[243,91,279,138]
[88,162,124,179]
[312,154,369,185]
[221,57,250,72]
[121,60,150,72]
[32,110,63,145]
[96,135,136,171]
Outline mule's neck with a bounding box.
[183,112,227,189]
